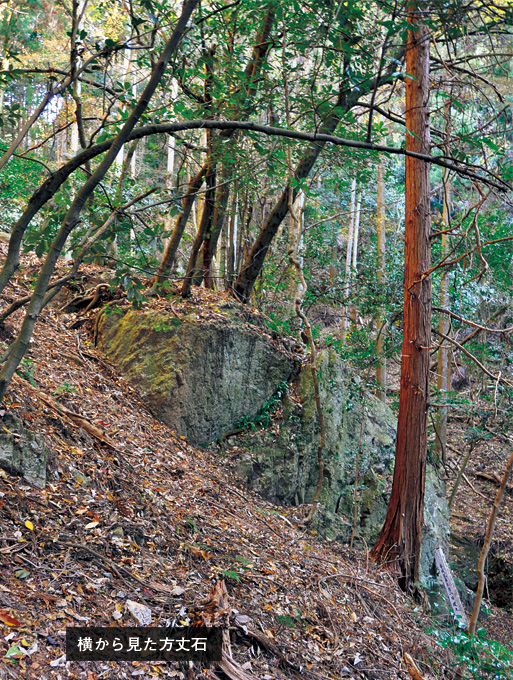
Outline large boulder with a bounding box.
[0,413,48,488]
[235,348,449,581]
[96,306,300,446]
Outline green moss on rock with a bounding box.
[236,348,449,581]
[97,308,300,446]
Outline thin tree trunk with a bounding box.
[288,191,305,308]
[0,0,89,172]
[342,177,356,340]
[350,191,361,325]
[153,163,207,285]
[233,78,351,303]
[376,157,387,402]
[287,187,324,523]
[203,163,231,289]
[231,42,408,304]
[468,446,513,636]
[352,192,361,271]
[0,89,55,173]
[370,5,431,593]
[199,5,276,287]
[0,0,200,401]
[161,92,178,257]
[227,193,238,284]
[182,158,216,298]
[0,189,156,325]
[436,100,452,463]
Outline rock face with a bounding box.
[96,307,300,446]
[451,532,513,610]
[236,348,449,581]
[0,414,47,488]
[97,307,449,580]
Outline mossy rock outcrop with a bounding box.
[97,306,449,580]
[235,348,449,580]
[96,306,300,446]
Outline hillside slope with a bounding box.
[0,253,488,680]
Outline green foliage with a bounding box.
[429,626,513,680]
[275,610,303,630]
[52,382,76,396]
[154,318,180,332]
[234,381,288,432]
[264,312,297,337]
[17,358,36,386]
[219,569,241,583]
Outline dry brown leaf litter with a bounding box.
[0,249,487,680]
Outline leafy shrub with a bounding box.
[430,626,513,679]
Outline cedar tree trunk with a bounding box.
[370,5,431,592]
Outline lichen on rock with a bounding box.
[235,347,449,581]
[96,305,300,446]
[0,413,48,488]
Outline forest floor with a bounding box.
[0,250,511,680]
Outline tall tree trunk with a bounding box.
[153,163,207,285]
[436,99,452,463]
[370,5,431,593]
[231,42,406,304]
[342,177,356,340]
[202,163,231,289]
[199,4,276,286]
[288,191,305,308]
[232,85,346,303]
[376,157,387,402]
[350,191,361,325]
[227,192,238,285]
[182,156,216,297]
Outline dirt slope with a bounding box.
[0,253,469,680]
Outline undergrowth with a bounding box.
[430,625,513,679]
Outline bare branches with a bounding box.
[432,328,513,388]
[61,119,512,192]
[433,306,513,337]
[468,445,513,636]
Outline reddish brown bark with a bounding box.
[370,5,431,592]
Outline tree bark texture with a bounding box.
[153,163,207,284]
[232,88,346,303]
[376,157,387,401]
[468,446,513,636]
[1,99,487,300]
[181,155,216,297]
[231,43,409,304]
[198,4,276,286]
[341,177,356,341]
[202,162,231,289]
[370,6,431,592]
[436,100,452,462]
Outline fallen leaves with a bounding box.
[0,611,22,627]
[126,600,152,625]
[13,568,30,580]
[0,255,484,679]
